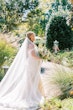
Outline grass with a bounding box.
[38,44,73,68]
[40,97,73,110]
[40,65,73,110]
[52,51,73,68]
[49,67,73,99]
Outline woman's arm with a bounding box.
[31,49,42,61]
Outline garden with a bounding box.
[0,0,73,110]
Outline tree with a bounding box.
[49,0,71,13]
[46,15,73,50]
[25,8,46,36]
[0,0,39,32]
[34,0,72,36]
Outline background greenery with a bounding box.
[0,0,73,109]
[0,38,17,80]
[46,14,73,50]
[0,38,17,66]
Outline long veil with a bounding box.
[0,37,30,97]
[0,37,44,109]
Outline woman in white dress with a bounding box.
[0,31,44,110]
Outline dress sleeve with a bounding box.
[28,44,37,57]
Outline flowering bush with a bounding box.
[38,46,52,61]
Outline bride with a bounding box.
[0,31,44,110]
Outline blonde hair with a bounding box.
[26,31,35,40]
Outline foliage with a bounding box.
[44,50,73,68]
[38,44,73,68]
[0,39,17,66]
[51,69,73,99]
[0,0,39,32]
[48,0,71,13]
[38,45,53,61]
[52,51,73,68]
[26,8,46,36]
[46,15,73,50]
[41,98,73,110]
[0,68,4,81]
[38,46,50,60]
[39,0,72,35]
[69,5,73,28]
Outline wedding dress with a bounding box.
[0,37,44,110]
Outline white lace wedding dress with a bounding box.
[0,38,44,110]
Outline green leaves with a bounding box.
[46,15,73,50]
[0,0,39,32]
[51,68,73,99]
[0,39,16,66]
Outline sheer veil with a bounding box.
[0,36,44,109]
[0,37,32,97]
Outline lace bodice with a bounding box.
[28,43,39,58]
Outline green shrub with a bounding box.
[40,98,62,110]
[51,51,73,68]
[0,39,17,66]
[46,15,73,50]
[0,39,17,80]
[0,68,4,81]
[38,45,73,68]
[41,98,73,110]
[52,69,73,99]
